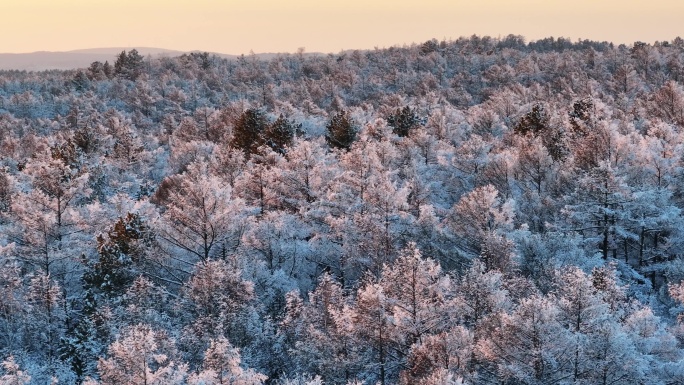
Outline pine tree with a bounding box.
[230,109,268,156]
[83,213,149,301]
[114,49,145,81]
[514,104,547,136]
[386,106,423,137]
[569,98,594,136]
[514,104,566,161]
[264,114,300,154]
[102,61,113,79]
[326,110,357,150]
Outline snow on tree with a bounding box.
[11,146,90,277]
[233,149,283,215]
[554,266,613,382]
[476,295,573,384]
[154,161,249,281]
[512,135,565,232]
[352,277,397,385]
[399,328,473,385]
[269,138,334,211]
[2,35,684,383]
[120,275,172,329]
[0,249,23,324]
[95,324,188,385]
[563,160,631,260]
[379,243,450,352]
[188,336,266,385]
[275,373,324,385]
[0,356,31,385]
[455,260,511,334]
[648,81,684,127]
[178,258,255,350]
[446,184,514,258]
[24,273,65,370]
[280,274,362,383]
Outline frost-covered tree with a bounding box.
[477,295,573,384]
[178,258,255,356]
[95,324,188,385]
[0,356,31,385]
[155,161,248,280]
[281,274,361,383]
[353,278,396,385]
[188,337,266,385]
[1,34,684,384]
[564,161,631,260]
[446,184,514,258]
[380,243,449,351]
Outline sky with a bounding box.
[2,0,683,54]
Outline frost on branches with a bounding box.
[0,38,684,384]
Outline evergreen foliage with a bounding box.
[83,213,148,299]
[230,108,268,156]
[264,114,300,154]
[386,106,423,137]
[325,110,356,150]
[113,49,145,81]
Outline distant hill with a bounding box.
[0,48,195,71]
[66,47,186,56]
[0,47,323,71]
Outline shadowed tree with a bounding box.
[386,106,423,137]
[326,110,357,150]
[230,109,268,157]
[264,114,300,154]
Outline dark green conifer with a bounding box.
[326,110,357,150]
[230,108,268,156]
[265,114,300,154]
[387,106,423,137]
[514,104,548,136]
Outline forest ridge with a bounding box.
[1,35,684,384]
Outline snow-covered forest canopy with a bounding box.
[2,35,684,384]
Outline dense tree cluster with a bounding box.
[1,37,684,383]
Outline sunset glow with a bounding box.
[3,0,684,53]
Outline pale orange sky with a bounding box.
[2,0,683,54]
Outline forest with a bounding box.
[1,35,684,384]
